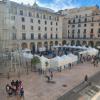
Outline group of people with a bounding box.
[6,80,24,97]
[79,54,99,65]
[91,56,99,67]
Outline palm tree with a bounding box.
[31,57,40,71]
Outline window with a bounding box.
[51,27,53,31]
[37,13,39,18]
[45,21,47,25]
[12,33,16,40]
[92,17,94,22]
[68,20,70,24]
[84,18,87,22]
[91,23,94,26]
[57,17,59,21]
[45,27,47,31]
[38,20,40,24]
[56,34,58,39]
[68,33,70,38]
[12,26,15,29]
[78,19,81,23]
[22,33,26,40]
[77,33,80,38]
[72,30,75,38]
[72,30,75,33]
[51,34,53,39]
[98,28,100,33]
[78,29,80,33]
[43,15,46,19]
[56,28,58,31]
[11,16,15,20]
[76,15,78,18]
[44,33,47,39]
[21,17,25,22]
[22,25,25,30]
[50,22,53,25]
[73,19,75,23]
[90,28,93,33]
[31,26,33,30]
[30,19,33,23]
[84,29,86,33]
[29,12,32,17]
[72,25,75,28]
[31,33,34,39]
[84,24,87,27]
[38,33,41,39]
[56,22,58,26]
[98,28,100,37]
[83,33,86,38]
[90,33,94,38]
[78,24,81,27]
[49,16,51,20]
[20,10,23,15]
[68,30,70,33]
[38,26,41,31]
[72,33,74,38]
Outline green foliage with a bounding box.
[45,61,49,68]
[31,57,40,66]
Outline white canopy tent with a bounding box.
[87,48,99,56]
[39,56,50,70]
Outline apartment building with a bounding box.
[61,6,100,47]
[0,0,63,52]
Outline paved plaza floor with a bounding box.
[0,62,100,100]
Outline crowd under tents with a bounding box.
[53,45,99,56]
[11,46,99,71]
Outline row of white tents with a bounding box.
[53,45,99,56]
[12,46,99,70]
[79,47,99,56]
[35,54,78,70]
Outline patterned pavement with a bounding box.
[0,62,100,100]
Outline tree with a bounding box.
[31,57,40,71]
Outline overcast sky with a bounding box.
[10,0,100,11]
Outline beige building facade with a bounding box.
[61,6,100,47]
[1,0,100,53]
[0,0,63,52]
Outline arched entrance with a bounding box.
[62,40,66,45]
[82,41,87,46]
[30,42,35,54]
[88,41,94,47]
[50,41,53,50]
[95,41,100,47]
[71,40,75,46]
[21,43,27,49]
[55,41,58,45]
[44,41,48,50]
[76,40,81,46]
[37,42,42,51]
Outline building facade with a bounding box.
[61,6,100,47]
[0,0,63,52]
[1,0,100,53]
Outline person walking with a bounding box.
[84,75,88,82]
[50,72,53,80]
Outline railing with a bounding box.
[63,37,100,40]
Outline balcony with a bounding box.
[64,37,99,40]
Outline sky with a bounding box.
[10,0,100,11]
